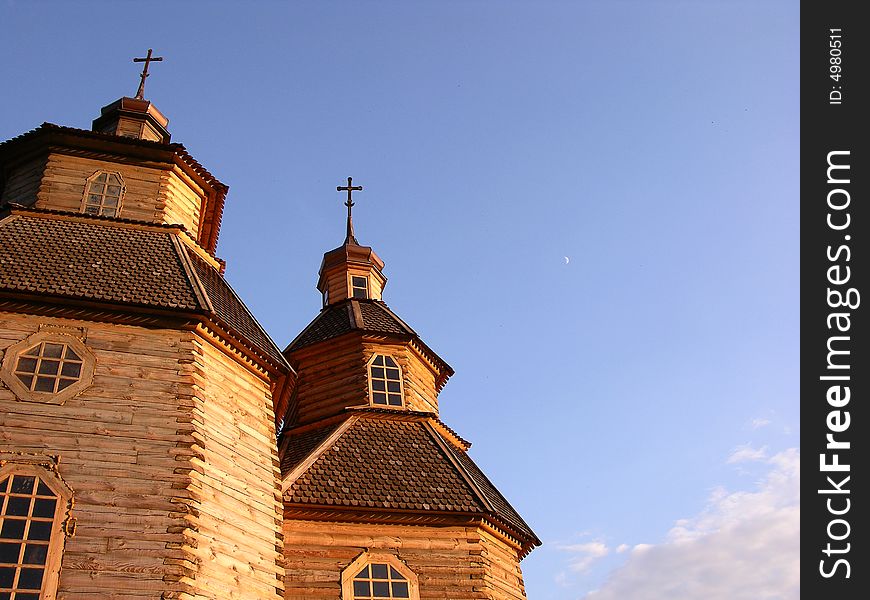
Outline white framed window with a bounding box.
[0,331,95,405]
[350,275,369,300]
[341,552,418,600]
[367,355,403,407]
[81,171,125,217]
[0,464,74,600]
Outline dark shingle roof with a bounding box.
[0,209,288,370]
[281,412,539,548]
[287,299,415,352]
[284,417,483,513]
[280,422,339,474]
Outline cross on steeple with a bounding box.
[133,49,163,100]
[337,177,363,244]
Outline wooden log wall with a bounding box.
[160,169,205,239]
[181,334,284,599]
[36,154,162,222]
[290,336,441,426]
[0,312,285,599]
[0,312,194,598]
[477,528,528,600]
[33,153,206,237]
[282,519,528,599]
[0,155,47,206]
[290,336,368,426]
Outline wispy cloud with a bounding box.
[726,443,769,464]
[583,448,799,600]
[557,540,611,574]
[750,417,771,429]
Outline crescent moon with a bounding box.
[564,256,570,264]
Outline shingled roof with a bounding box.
[286,299,416,352]
[281,411,540,551]
[0,208,289,371]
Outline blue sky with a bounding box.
[1,1,799,598]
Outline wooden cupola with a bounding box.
[317,177,388,305]
[91,49,170,143]
[92,96,171,143]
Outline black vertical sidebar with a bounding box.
[801,1,867,598]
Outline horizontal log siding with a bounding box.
[282,519,528,599]
[0,312,193,598]
[183,334,284,599]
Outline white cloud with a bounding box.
[583,448,799,600]
[750,417,771,429]
[615,544,630,553]
[557,541,611,573]
[726,443,768,464]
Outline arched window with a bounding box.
[368,355,403,407]
[82,171,125,217]
[341,553,419,600]
[0,465,73,600]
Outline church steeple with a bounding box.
[317,178,388,305]
[91,49,171,143]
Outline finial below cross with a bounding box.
[133,49,163,100]
[337,177,363,244]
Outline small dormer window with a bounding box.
[368,355,403,407]
[82,171,124,217]
[351,276,369,299]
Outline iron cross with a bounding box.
[133,49,163,100]
[337,177,363,212]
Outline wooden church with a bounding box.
[0,57,539,599]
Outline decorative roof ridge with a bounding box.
[422,421,496,514]
[427,417,472,451]
[281,415,359,494]
[439,440,541,550]
[183,247,292,372]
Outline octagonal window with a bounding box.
[1,331,94,405]
[13,342,83,394]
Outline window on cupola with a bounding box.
[351,276,369,299]
[0,471,68,599]
[82,171,124,217]
[368,355,403,407]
